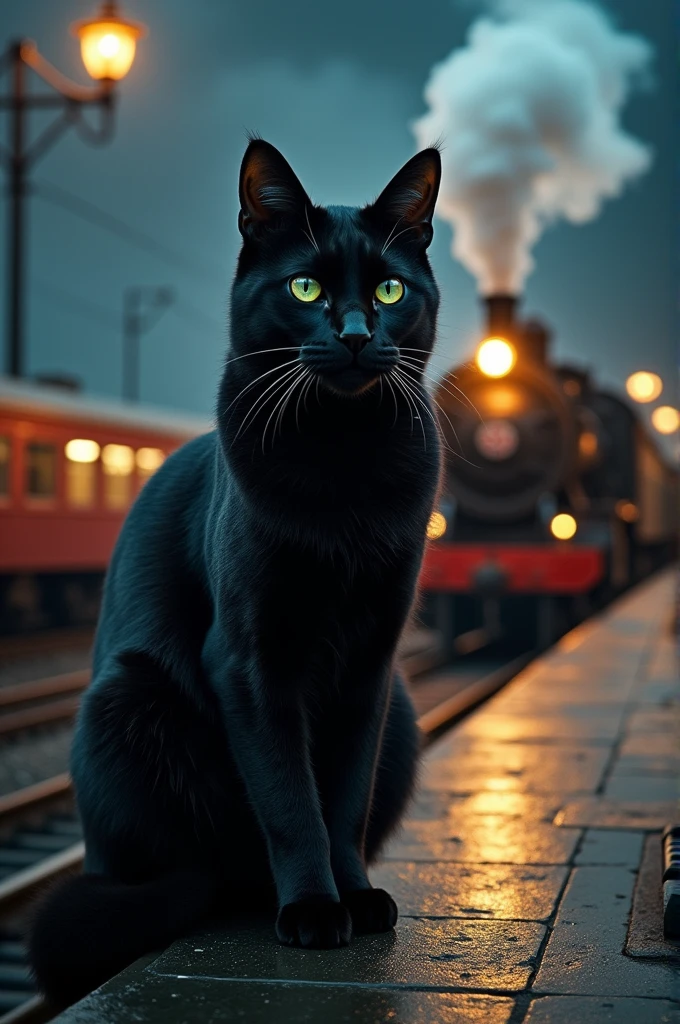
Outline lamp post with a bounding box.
[0,2,146,378]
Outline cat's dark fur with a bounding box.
[29,139,442,1006]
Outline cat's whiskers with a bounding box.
[382,225,419,256]
[398,356,482,420]
[222,358,301,423]
[393,366,460,458]
[390,372,423,448]
[395,367,480,466]
[303,205,321,254]
[391,369,434,452]
[295,371,314,433]
[223,346,300,368]
[274,368,311,440]
[262,367,308,454]
[302,373,315,416]
[380,217,403,258]
[232,364,301,444]
[383,373,399,429]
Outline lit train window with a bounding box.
[0,437,9,499]
[66,462,96,507]
[136,447,165,483]
[25,442,57,500]
[102,443,134,509]
[65,439,99,508]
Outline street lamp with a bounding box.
[0,2,147,379]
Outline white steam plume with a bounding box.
[413,0,653,293]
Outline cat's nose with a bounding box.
[337,310,372,354]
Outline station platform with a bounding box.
[54,570,679,1023]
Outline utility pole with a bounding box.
[122,286,174,402]
[7,44,25,378]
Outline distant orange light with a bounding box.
[578,431,598,459]
[626,371,662,404]
[651,406,680,435]
[563,378,581,397]
[72,2,147,81]
[426,511,447,540]
[616,500,639,523]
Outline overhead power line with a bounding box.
[33,178,227,290]
[32,277,225,342]
[32,277,120,331]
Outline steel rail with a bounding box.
[0,699,81,737]
[0,672,90,709]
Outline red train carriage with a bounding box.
[0,376,211,632]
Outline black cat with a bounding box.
[29,138,442,1006]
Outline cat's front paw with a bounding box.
[341,887,398,934]
[276,897,352,949]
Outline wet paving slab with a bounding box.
[524,996,680,1024]
[384,815,580,865]
[147,917,546,993]
[553,799,678,831]
[54,972,517,1024]
[370,861,568,921]
[422,743,610,795]
[533,866,679,998]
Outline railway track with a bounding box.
[0,645,531,1024]
[0,673,90,739]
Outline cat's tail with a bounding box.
[28,869,218,1008]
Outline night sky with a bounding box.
[0,0,676,444]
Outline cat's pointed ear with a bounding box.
[369,148,441,247]
[238,139,311,237]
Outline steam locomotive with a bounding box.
[420,295,678,649]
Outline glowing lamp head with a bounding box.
[626,371,663,404]
[651,406,680,435]
[476,338,516,379]
[72,2,147,81]
[550,513,577,541]
[426,511,447,541]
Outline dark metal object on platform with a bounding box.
[662,824,680,939]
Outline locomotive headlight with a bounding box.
[476,338,516,378]
[550,513,577,541]
[426,511,447,540]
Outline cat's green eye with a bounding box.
[375,279,404,305]
[290,277,323,303]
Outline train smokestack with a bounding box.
[483,294,518,337]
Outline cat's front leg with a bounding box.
[318,672,399,935]
[212,661,352,949]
